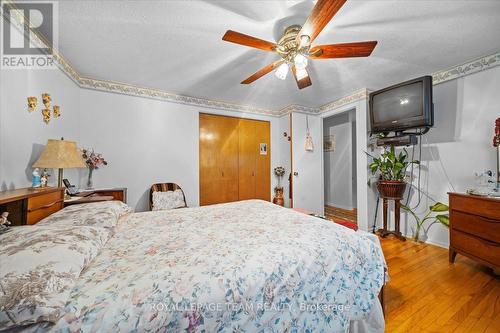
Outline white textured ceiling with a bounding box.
[55,0,500,110]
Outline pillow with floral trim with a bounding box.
[37,201,133,228]
[152,190,186,211]
[0,225,111,331]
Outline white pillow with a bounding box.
[152,190,185,211]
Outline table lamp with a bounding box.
[32,138,86,187]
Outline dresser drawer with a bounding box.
[449,194,500,220]
[451,230,500,266]
[26,202,62,225]
[451,210,500,242]
[27,190,64,225]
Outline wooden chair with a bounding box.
[149,183,187,211]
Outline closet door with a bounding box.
[238,119,271,201]
[238,119,256,200]
[254,120,270,201]
[199,114,239,205]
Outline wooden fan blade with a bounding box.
[309,41,378,59]
[222,30,276,52]
[292,66,312,90]
[297,0,347,46]
[241,60,285,84]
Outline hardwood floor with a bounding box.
[381,237,500,332]
[324,205,357,223]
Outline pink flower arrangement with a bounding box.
[82,148,108,170]
[493,118,500,148]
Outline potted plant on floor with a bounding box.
[369,146,420,199]
[401,202,449,242]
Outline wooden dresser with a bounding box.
[0,187,65,225]
[448,193,500,271]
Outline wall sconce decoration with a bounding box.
[27,97,37,112]
[42,108,51,124]
[42,93,51,108]
[53,105,61,118]
[26,93,61,124]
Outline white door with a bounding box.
[291,112,323,214]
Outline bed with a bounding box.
[1,200,386,333]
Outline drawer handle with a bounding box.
[29,199,63,212]
[479,216,500,224]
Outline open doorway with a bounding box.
[323,109,357,223]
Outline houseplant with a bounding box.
[401,202,449,242]
[369,146,420,199]
[82,148,108,189]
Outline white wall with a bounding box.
[0,68,81,190]
[78,89,281,211]
[0,66,281,211]
[323,111,355,210]
[369,66,500,247]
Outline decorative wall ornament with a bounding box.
[305,115,314,151]
[5,0,500,118]
[26,93,61,124]
[53,105,61,118]
[42,93,51,108]
[41,108,50,123]
[324,135,336,152]
[27,97,37,112]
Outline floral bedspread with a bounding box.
[53,200,385,332]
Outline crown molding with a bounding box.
[3,0,500,117]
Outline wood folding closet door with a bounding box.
[199,114,270,206]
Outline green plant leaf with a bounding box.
[430,202,449,212]
[436,214,450,226]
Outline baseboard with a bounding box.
[371,225,450,249]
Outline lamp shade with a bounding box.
[32,139,86,169]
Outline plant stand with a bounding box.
[378,197,406,241]
[376,181,407,241]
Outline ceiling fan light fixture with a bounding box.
[295,68,308,81]
[294,53,308,70]
[299,34,311,47]
[275,63,289,80]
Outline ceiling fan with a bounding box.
[222,0,377,89]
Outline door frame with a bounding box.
[320,98,370,231]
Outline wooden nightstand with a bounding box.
[64,188,127,207]
[0,187,65,225]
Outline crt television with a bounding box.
[369,76,434,134]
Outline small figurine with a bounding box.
[0,212,11,232]
[27,96,37,112]
[40,169,50,187]
[32,168,41,188]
